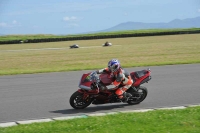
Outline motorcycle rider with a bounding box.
[96,59,133,102]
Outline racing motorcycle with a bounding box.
[69,68,151,109]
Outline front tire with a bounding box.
[69,91,92,109]
[127,86,148,105]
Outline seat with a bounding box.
[134,70,147,79]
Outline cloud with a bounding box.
[0,22,8,27]
[0,20,21,28]
[63,16,78,22]
[12,20,17,24]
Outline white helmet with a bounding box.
[108,59,120,72]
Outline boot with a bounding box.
[121,92,132,103]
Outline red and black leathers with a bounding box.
[97,67,133,99]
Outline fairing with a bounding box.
[79,69,151,91]
[99,73,113,85]
[79,73,93,90]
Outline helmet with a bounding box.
[108,59,120,72]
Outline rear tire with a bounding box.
[127,86,148,105]
[69,91,92,109]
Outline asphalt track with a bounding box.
[0,64,200,123]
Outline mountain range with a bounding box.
[100,16,200,32]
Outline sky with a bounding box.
[0,0,200,35]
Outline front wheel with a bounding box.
[69,91,92,109]
[127,86,148,105]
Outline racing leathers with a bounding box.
[97,67,133,102]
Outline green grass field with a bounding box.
[0,34,200,75]
[0,106,200,133]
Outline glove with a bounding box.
[96,70,100,74]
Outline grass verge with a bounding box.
[0,106,200,133]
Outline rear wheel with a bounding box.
[127,86,148,105]
[69,91,92,109]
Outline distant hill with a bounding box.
[100,16,200,32]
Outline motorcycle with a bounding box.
[69,68,151,109]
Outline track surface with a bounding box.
[0,64,200,123]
